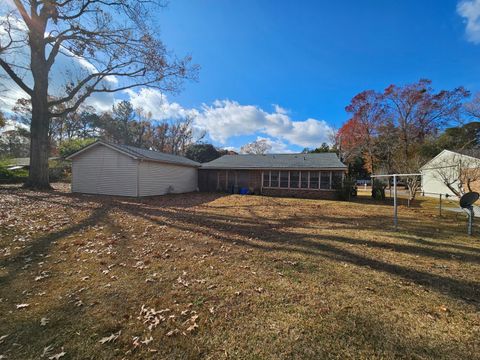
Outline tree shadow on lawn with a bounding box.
[2,270,474,360]
[285,310,476,359]
[2,189,479,309]
[118,203,480,308]
[8,189,225,210]
[0,204,110,290]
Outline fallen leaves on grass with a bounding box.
[35,271,50,281]
[48,350,66,360]
[183,313,199,333]
[166,329,179,337]
[186,323,198,333]
[41,345,66,359]
[40,317,49,326]
[139,305,169,331]
[41,345,54,358]
[99,330,121,344]
[141,336,153,345]
[0,335,8,344]
[177,276,190,287]
[15,303,29,309]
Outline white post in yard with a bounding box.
[393,174,398,230]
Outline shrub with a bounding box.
[335,176,357,201]
[0,161,29,184]
[0,159,72,184]
[59,138,96,158]
[372,180,387,200]
[49,159,71,182]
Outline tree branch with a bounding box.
[0,58,33,96]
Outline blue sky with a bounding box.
[2,0,480,152]
[146,0,480,151]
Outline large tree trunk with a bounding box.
[25,94,51,189]
[24,28,51,190]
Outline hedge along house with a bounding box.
[199,153,348,199]
[67,141,201,197]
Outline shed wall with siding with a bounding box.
[72,144,138,197]
[138,160,198,196]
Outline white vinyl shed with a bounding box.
[67,141,200,197]
[420,149,480,197]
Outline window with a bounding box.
[260,170,328,190]
[301,171,309,188]
[332,171,343,188]
[263,171,270,187]
[309,171,319,189]
[320,171,331,189]
[290,171,299,188]
[280,171,289,188]
[270,171,279,187]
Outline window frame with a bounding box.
[309,171,319,189]
[261,170,341,191]
[280,171,289,188]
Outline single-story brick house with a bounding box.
[199,153,347,199]
[67,141,347,198]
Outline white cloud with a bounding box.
[255,136,295,153]
[458,0,480,43]
[273,104,288,115]
[125,88,198,120]
[195,100,266,143]
[0,119,29,134]
[127,94,333,149]
[84,92,116,113]
[193,100,334,148]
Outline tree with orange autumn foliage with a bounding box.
[338,80,468,200]
[338,90,386,173]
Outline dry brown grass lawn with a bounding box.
[0,184,479,359]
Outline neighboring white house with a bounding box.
[67,141,200,197]
[420,149,480,197]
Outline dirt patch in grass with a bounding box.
[0,184,479,359]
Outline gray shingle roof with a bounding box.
[68,141,201,167]
[113,143,201,167]
[200,153,347,169]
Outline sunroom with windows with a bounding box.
[262,170,344,190]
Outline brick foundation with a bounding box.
[261,188,337,199]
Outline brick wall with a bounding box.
[261,188,337,200]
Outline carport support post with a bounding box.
[439,194,442,217]
[393,175,398,230]
[468,207,474,236]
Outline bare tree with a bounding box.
[383,79,468,160]
[464,92,480,120]
[394,154,424,202]
[240,139,272,154]
[430,152,480,197]
[0,1,198,188]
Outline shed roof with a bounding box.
[419,149,480,170]
[67,141,201,167]
[200,153,347,170]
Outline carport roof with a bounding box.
[200,153,347,170]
